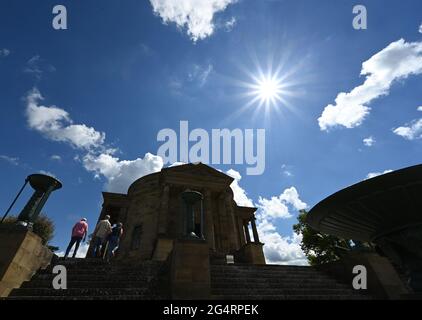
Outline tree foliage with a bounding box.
[293,210,351,266]
[2,214,55,245]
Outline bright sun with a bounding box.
[232,55,302,120]
[256,76,282,102]
[249,74,284,108]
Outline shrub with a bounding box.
[2,214,55,245]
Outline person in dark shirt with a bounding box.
[106,222,123,261]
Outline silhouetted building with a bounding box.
[88,163,265,265]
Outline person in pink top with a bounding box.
[64,218,89,259]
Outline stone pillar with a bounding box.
[235,242,266,265]
[218,193,229,251]
[251,218,260,243]
[118,207,128,225]
[204,191,215,250]
[152,184,173,261]
[225,195,240,250]
[0,225,53,297]
[170,239,211,299]
[244,221,251,243]
[238,218,246,246]
[213,197,222,251]
[158,184,170,235]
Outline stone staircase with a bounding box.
[5,258,374,300]
[210,264,373,300]
[6,258,169,300]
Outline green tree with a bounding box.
[293,210,351,266]
[2,214,55,245]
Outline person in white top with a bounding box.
[91,215,112,258]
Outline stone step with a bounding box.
[21,280,155,289]
[38,267,162,275]
[45,259,163,269]
[211,264,313,270]
[5,295,165,300]
[211,265,326,271]
[211,281,351,290]
[32,274,155,282]
[210,272,334,280]
[210,265,322,271]
[53,258,108,264]
[9,287,153,297]
[211,268,325,275]
[210,269,324,275]
[211,288,361,296]
[211,294,373,300]
[211,276,342,284]
[44,262,163,268]
[211,271,340,278]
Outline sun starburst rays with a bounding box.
[217,52,307,127]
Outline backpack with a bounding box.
[111,225,122,238]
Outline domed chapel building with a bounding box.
[87,163,266,265]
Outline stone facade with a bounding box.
[88,163,265,265]
[0,225,53,297]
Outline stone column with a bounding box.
[225,194,240,250]
[251,218,260,243]
[152,184,174,261]
[244,221,251,243]
[204,191,215,250]
[157,184,170,235]
[218,193,229,251]
[118,207,128,225]
[238,218,246,246]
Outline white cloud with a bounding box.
[258,219,308,265]
[23,55,56,79]
[393,118,422,140]
[50,155,62,161]
[188,63,213,87]
[224,17,236,31]
[257,187,307,219]
[363,136,375,147]
[24,55,42,76]
[25,88,106,151]
[168,161,187,167]
[254,186,308,265]
[419,23,422,34]
[281,164,293,177]
[83,152,164,193]
[56,242,90,258]
[0,48,10,57]
[318,39,422,131]
[280,187,307,210]
[227,172,308,265]
[149,0,238,42]
[257,196,291,219]
[25,88,165,193]
[393,106,422,140]
[38,170,57,178]
[366,169,393,179]
[283,170,293,177]
[170,63,214,95]
[0,155,19,166]
[226,169,254,207]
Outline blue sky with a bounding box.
[1,0,421,264]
